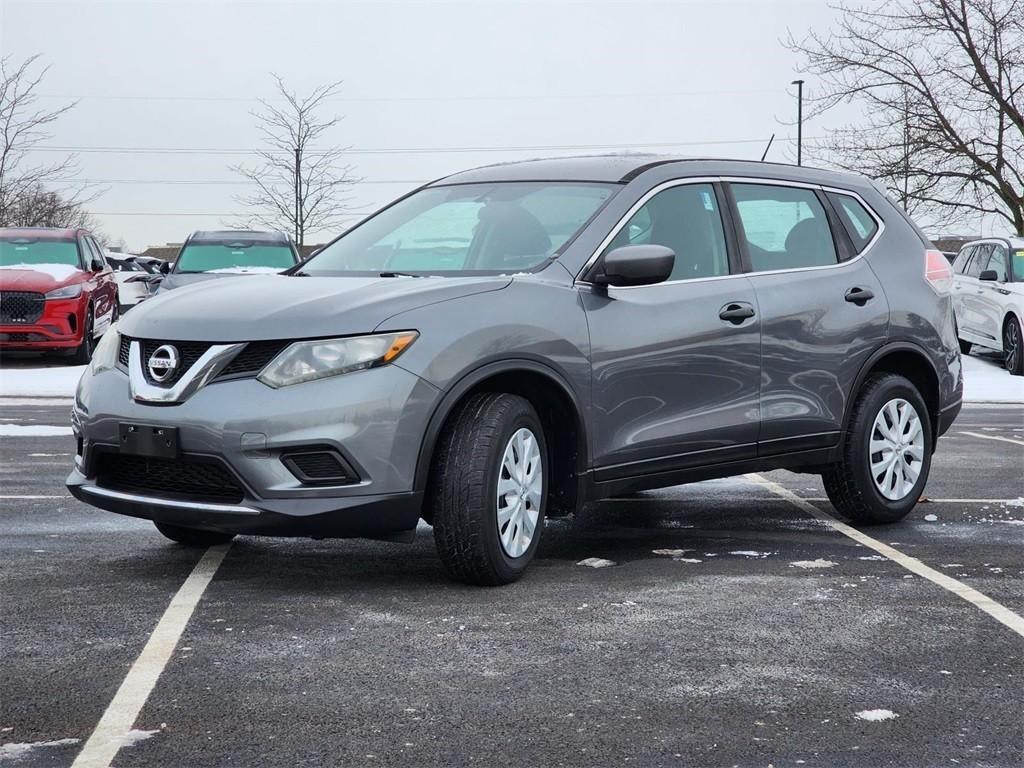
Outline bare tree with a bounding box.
[0,54,97,228]
[789,0,1024,234]
[230,76,359,246]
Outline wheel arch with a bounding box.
[415,359,588,519]
[845,341,941,443]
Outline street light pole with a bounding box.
[791,79,805,166]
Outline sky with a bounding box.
[2,0,901,251]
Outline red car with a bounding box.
[0,228,119,364]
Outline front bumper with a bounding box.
[68,362,439,538]
[0,296,86,349]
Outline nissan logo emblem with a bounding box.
[147,344,180,382]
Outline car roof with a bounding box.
[429,154,874,190]
[0,227,84,240]
[961,236,1024,249]
[188,230,291,244]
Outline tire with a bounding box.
[68,305,95,365]
[430,392,548,586]
[1004,315,1024,376]
[822,373,932,525]
[154,521,235,547]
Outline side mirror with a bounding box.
[590,245,675,288]
[159,261,171,274]
[91,258,106,272]
[979,269,999,282]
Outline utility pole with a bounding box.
[294,147,301,246]
[791,79,805,166]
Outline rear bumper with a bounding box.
[937,398,962,438]
[66,467,423,540]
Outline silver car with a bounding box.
[68,156,963,585]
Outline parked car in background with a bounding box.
[69,156,962,585]
[951,236,1024,375]
[156,230,300,292]
[105,253,154,311]
[0,228,118,363]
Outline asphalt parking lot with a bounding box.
[1,402,1022,768]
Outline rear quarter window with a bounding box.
[827,193,879,252]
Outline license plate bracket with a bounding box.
[119,423,179,459]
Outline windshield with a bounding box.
[174,243,297,274]
[0,238,82,268]
[1014,249,1024,282]
[302,182,616,275]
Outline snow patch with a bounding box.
[674,558,703,564]
[577,557,616,568]
[961,353,1024,403]
[0,263,82,281]
[858,555,886,561]
[790,558,837,569]
[0,738,80,759]
[729,550,775,558]
[0,365,86,398]
[205,266,283,274]
[120,729,159,747]
[0,424,73,436]
[923,513,938,522]
[652,548,693,557]
[855,709,899,722]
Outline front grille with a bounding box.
[0,332,45,342]
[137,339,214,387]
[94,451,245,504]
[217,340,288,378]
[0,291,44,324]
[121,336,288,383]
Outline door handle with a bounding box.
[844,286,875,305]
[719,303,755,324]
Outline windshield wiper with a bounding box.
[289,270,310,277]
[379,271,425,278]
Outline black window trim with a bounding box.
[823,190,880,258]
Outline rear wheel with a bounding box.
[154,522,235,547]
[430,392,547,585]
[823,374,932,524]
[1004,316,1023,376]
[68,306,95,365]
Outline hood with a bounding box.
[156,272,240,292]
[0,263,86,292]
[119,273,512,341]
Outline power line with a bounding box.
[31,137,813,156]
[36,88,786,104]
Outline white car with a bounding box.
[951,236,1024,376]
[105,252,153,311]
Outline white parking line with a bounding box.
[71,544,231,768]
[959,430,1024,447]
[0,495,68,499]
[745,473,1024,639]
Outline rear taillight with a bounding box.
[925,249,952,294]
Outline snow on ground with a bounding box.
[961,351,1024,403]
[0,363,84,399]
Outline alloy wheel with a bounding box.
[496,427,542,558]
[869,398,924,501]
[1005,320,1021,372]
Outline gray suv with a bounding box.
[68,156,963,585]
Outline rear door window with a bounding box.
[731,183,838,271]
[827,193,879,252]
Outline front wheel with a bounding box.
[154,522,235,547]
[1004,316,1024,376]
[823,373,932,525]
[430,392,547,586]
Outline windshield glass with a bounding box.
[302,182,616,275]
[0,238,82,268]
[174,243,297,274]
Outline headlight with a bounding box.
[90,328,120,374]
[257,331,418,388]
[44,284,83,300]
